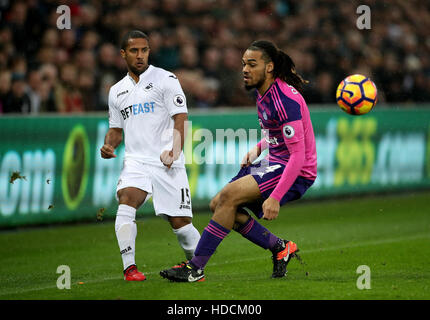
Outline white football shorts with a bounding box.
[116,158,192,217]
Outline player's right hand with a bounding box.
[241,146,259,168]
[262,197,280,220]
[160,150,174,168]
[100,144,117,159]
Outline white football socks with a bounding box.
[172,223,201,260]
[115,204,137,271]
[115,204,200,269]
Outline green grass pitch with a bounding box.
[0,191,429,300]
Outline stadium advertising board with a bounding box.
[0,107,429,227]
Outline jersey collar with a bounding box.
[256,78,277,102]
[127,73,138,85]
[139,65,153,82]
[127,65,153,85]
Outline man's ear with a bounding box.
[120,49,126,59]
[266,61,274,74]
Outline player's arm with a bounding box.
[101,87,123,159]
[160,112,188,168]
[101,128,123,159]
[173,112,187,156]
[241,138,267,167]
[160,72,189,168]
[262,120,305,220]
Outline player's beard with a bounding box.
[244,72,266,91]
[129,64,147,77]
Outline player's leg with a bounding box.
[167,216,201,260]
[208,191,221,213]
[234,209,284,248]
[151,166,201,261]
[188,162,304,279]
[159,175,257,281]
[232,207,298,278]
[114,159,153,281]
[160,175,262,282]
[234,175,314,278]
[210,185,284,253]
[211,174,261,227]
[115,187,148,281]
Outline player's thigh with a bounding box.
[151,166,193,218]
[217,174,261,208]
[116,159,152,209]
[117,187,148,209]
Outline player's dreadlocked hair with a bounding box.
[248,40,308,93]
[121,30,149,50]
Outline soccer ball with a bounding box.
[336,74,377,115]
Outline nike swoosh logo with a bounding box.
[188,274,204,282]
[283,244,291,262]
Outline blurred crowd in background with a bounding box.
[0,0,429,114]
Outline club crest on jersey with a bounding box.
[283,125,295,139]
[144,83,153,91]
[174,94,185,107]
[262,111,268,120]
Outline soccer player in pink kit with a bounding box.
[161,40,317,282]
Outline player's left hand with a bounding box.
[262,197,280,220]
[160,150,174,168]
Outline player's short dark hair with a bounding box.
[248,40,308,93]
[121,30,149,50]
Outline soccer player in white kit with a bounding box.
[100,30,200,281]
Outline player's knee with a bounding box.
[215,189,233,208]
[119,195,134,207]
[168,216,192,229]
[217,186,238,208]
[117,188,146,209]
[118,194,140,209]
[209,196,218,213]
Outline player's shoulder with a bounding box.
[109,74,131,98]
[274,78,304,102]
[150,65,179,83]
[272,78,305,122]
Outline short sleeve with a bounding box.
[108,88,123,128]
[163,74,188,117]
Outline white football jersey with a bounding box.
[108,65,188,168]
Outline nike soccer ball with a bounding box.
[336,74,377,115]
